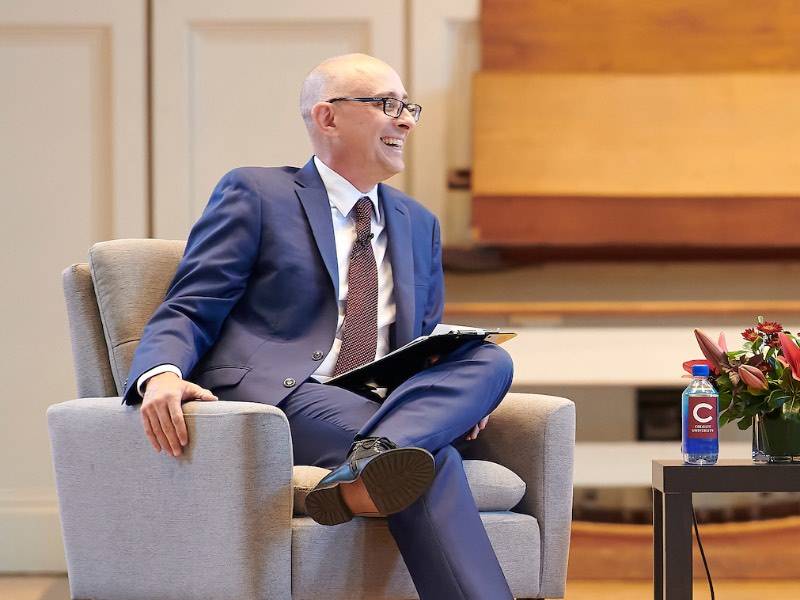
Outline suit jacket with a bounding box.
[122,158,444,406]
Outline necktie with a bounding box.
[333,197,379,376]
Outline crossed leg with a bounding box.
[279,341,515,599]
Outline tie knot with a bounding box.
[354,196,373,223]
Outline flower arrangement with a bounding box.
[686,317,800,430]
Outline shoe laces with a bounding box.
[347,436,398,467]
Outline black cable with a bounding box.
[692,508,715,600]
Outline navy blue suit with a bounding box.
[123,159,515,599]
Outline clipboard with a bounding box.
[324,329,516,393]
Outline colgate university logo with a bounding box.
[688,396,718,439]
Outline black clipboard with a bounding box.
[323,330,516,393]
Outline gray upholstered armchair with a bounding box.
[48,239,575,600]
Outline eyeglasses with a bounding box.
[327,96,422,122]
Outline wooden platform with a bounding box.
[569,516,800,579]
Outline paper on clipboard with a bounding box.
[324,323,516,393]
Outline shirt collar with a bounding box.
[313,155,380,220]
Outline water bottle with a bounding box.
[681,364,719,465]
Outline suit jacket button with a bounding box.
[283,377,296,388]
[312,351,324,361]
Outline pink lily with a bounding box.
[694,329,724,373]
[738,365,768,390]
[778,333,800,381]
[718,332,729,353]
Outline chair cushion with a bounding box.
[292,459,525,515]
[291,512,541,599]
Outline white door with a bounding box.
[0,0,147,571]
[152,0,406,239]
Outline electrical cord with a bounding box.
[692,507,715,600]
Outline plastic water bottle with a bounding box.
[681,364,719,465]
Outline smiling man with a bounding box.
[123,54,515,599]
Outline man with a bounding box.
[123,54,514,599]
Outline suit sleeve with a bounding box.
[420,217,444,336]
[123,170,262,405]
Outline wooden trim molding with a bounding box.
[444,300,800,318]
[472,196,800,248]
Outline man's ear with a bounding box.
[310,102,336,136]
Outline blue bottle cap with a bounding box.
[692,364,710,377]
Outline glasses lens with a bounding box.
[407,104,421,122]
[383,98,402,117]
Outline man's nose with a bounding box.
[396,107,416,130]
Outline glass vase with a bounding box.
[754,413,800,463]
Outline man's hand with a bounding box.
[140,372,217,457]
[465,416,489,441]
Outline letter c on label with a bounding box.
[693,403,714,423]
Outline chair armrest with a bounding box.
[47,397,293,600]
[462,392,575,599]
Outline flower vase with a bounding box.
[754,413,800,463]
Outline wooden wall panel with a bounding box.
[481,0,800,72]
[473,72,800,197]
[472,196,800,247]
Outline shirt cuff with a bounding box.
[136,364,183,397]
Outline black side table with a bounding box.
[652,459,800,599]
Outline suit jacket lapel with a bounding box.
[295,159,339,298]
[381,184,415,348]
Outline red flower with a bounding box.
[778,333,800,381]
[757,321,783,335]
[742,328,759,342]
[682,359,713,375]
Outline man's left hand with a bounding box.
[465,416,489,441]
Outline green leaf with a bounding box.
[752,337,764,351]
[716,373,733,391]
[742,403,764,417]
[768,389,791,411]
[737,416,754,430]
[719,410,736,427]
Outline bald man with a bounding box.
[123,54,515,599]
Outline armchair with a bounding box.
[49,239,575,599]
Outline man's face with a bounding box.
[329,65,417,184]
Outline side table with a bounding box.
[652,459,800,599]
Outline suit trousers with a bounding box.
[279,341,515,600]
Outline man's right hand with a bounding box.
[140,372,218,457]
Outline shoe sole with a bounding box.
[305,447,435,526]
[361,447,435,515]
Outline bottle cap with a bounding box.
[692,364,710,377]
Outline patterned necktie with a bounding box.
[333,197,379,376]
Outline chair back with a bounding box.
[62,239,186,396]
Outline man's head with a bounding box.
[300,54,418,192]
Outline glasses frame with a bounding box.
[327,96,422,122]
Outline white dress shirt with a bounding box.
[136,156,396,395]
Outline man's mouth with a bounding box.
[380,136,404,149]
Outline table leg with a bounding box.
[662,492,693,599]
[652,488,663,600]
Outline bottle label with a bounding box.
[687,395,718,439]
